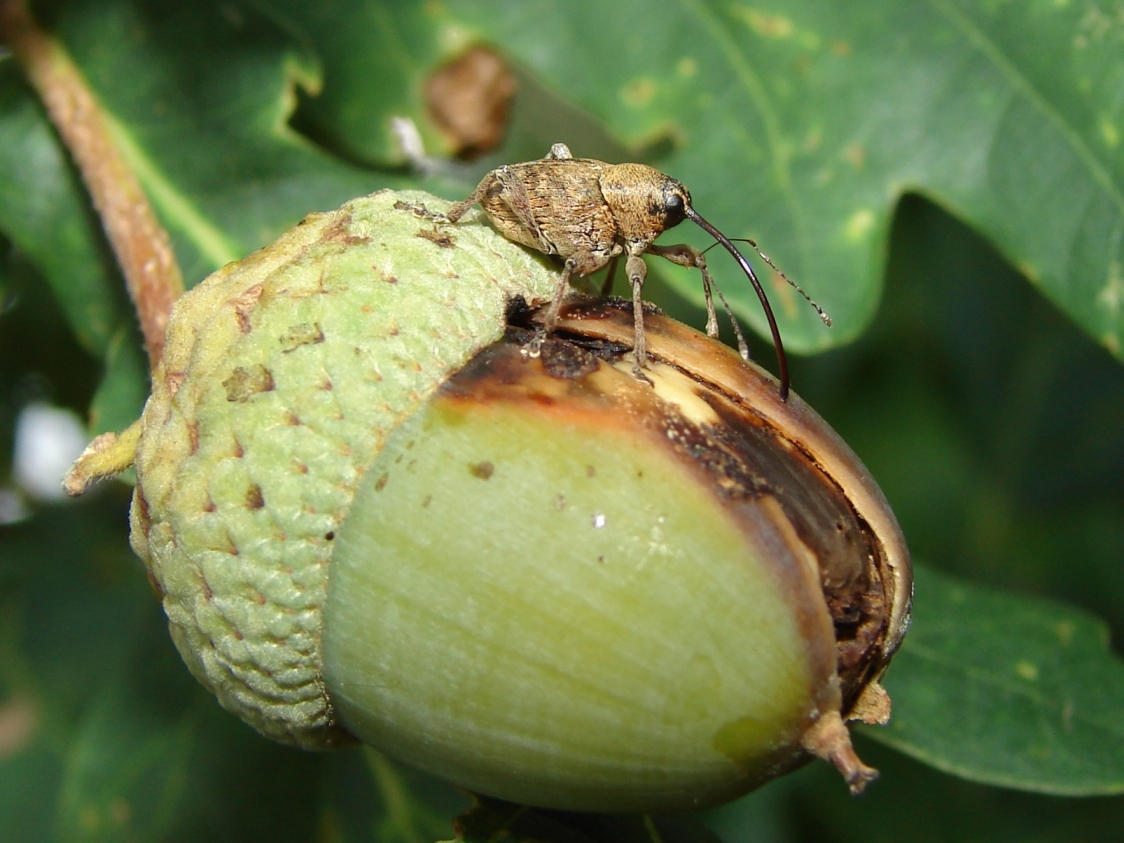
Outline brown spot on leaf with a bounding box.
[425,46,516,159]
[224,365,274,401]
[187,421,199,455]
[374,473,389,491]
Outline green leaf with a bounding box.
[52,617,326,843]
[789,739,1124,843]
[86,324,147,438]
[35,0,395,281]
[0,65,126,357]
[868,565,1124,795]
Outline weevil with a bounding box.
[445,143,829,400]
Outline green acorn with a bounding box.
[102,189,910,813]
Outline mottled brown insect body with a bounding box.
[473,155,620,274]
[446,144,827,399]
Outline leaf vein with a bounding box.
[677,0,808,256]
[926,0,1124,215]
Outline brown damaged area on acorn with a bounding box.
[440,298,912,794]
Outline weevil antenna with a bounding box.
[701,238,832,327]
[686,207,790,400]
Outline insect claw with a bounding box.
[522,336,544,359]
[631,359,654,387]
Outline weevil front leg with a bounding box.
[648,243,751,362]
[624,252,654,384]
[528,258,578,358]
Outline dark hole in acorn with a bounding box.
[495,295,892,712]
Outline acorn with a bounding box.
[109,189,910,814]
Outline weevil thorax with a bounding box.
[598,163,690,251]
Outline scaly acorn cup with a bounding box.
[118,189,911,813]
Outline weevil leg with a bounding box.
[525,260,577,359]
[625,253,653,384]
[647,243,718,336]
[541,260,576,334]
[648,243,751,362]
[445,176,492,223]
[393,199,449,222]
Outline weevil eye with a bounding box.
[662,187,688,229]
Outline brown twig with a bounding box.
[0,0,183,370]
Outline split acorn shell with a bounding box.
[127,190,912,813]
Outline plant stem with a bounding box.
[0,0,183,370]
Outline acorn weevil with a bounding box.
[445,143,828,400]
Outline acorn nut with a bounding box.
[116,189,911,813]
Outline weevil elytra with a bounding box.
[445,143,829,400]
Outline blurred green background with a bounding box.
[1,1,1122,841]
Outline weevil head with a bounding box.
[600,164,692,247]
